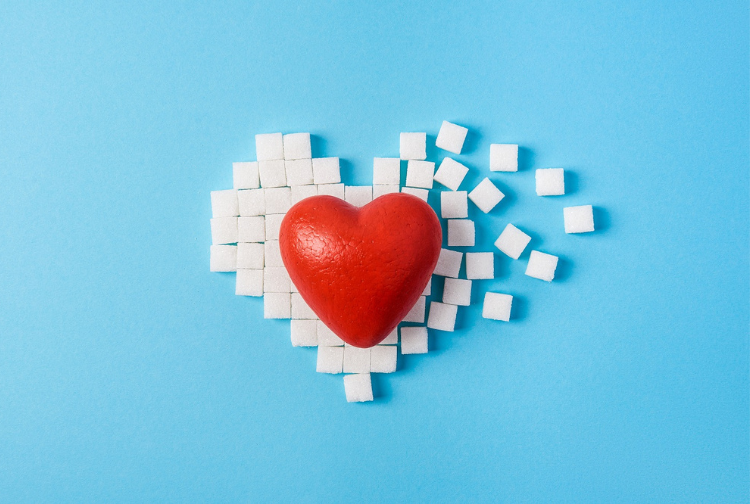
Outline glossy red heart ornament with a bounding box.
[279,193,442,348]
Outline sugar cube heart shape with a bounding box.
[279,193,442,348]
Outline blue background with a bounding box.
[1,1,747,502]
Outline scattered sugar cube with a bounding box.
[283,133,311,160]
[405,160,435,189]
[373,184,400,199]
[343,347,371,373]
[535,168,565,196]
[259,159,287,188]
[564,205,595,233]
[525,250,559,282]
[370,346,397,373]
[312,157,341,185]
[255,133,284,161]
[264,266,291,293]
[264,292,291,319]
[291,185,318,205]
[373,157,401,185]
[402,296,426,323]
[441,191,468,219]
[400,132,427,160]
[447,219,475,247]
[400,327,428,354]
[345,186,373,207]
[466,252,494,279]
[401,187,429,202]
[482,292,513,321]
[443,278,472,306]
[433,248,463,278]
[237,216,265,242]
[264,240,283,267]
[468,178,505,213]
[344,373,373,402]
[490,144,518,172]
[235,268,263,296]
[233,162,260,189]
[494,223,531,260]
[317,183,345,199]
[435,121,468,154]
[285,159,314,186]
[380,328,398,345]
[434,158,469,191]
[264,187,292,214]
[238,188,265,216]
[265,213,285,241]
[292,292,317,319]
[236,242,264,269]
[422,277,432,296]
[317,320,345,346]
[317,346,344,373]
[211,190,239,218]
[291,319,317,347]
[210,245,237,272]
[211,217,238,245]
[427,301,458,332]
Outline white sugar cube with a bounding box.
[291,292,317,319]
[441,191,468,219]
[490,144,518,172]
[264,213,285,241]
[380,328,398,345]
[235,268,263,296]
[316,183,345,199]
[494,223,531,260]
[370,346,397,373]
[466,252,494,279]
[211,217,238,245]
[233,162,260,189]
[344,373,373,402]
[264,292,291,319]
[291,185,318,205]
[258,159,287,188]
[238,188,265,216]
[373,157,401,185]
[291,319,317,347]
[283,132,311,160]
[434,157,469,191]
[210,245,237,272]
[443,278,472,306]
[468,178,505,213]
[433,248,463,278]
[525,250,559,282]
[211,190,239,218]
[435,121,468,154]
[285,159,314,186]
[290,280,298,293]
[400,326,428,354]
[236,242,264,269]
[317,320,345,346]
[373,184,400,199]
[535,168,565,196]
[564,205,595,233]
[482,292,513,321]
[264,240,283,267]
[422,277,432,296]
[427,301,458,332]
[405,160,435,189]
[264,266,291,293]
[401,187,429,202]
[343,346,371,373]
[345,186,373,207]
[264,187,292,214]
[255,133,284,161]
[317,346,344,373]
[312,157,341,185]
[447,219,475,247]
[402,296,426,323]
[237,216,265,242]
[400,132,427,160]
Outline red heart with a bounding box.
[279,193,442,348]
